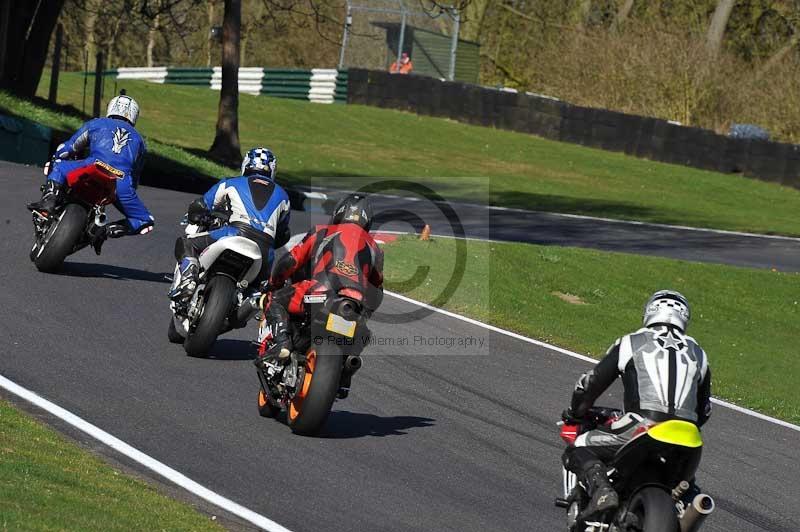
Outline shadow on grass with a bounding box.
[490,190,655,219]
[59,261,171,284]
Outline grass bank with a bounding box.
[0,399,223,530]
[382,236,800,424]
[20,72,800,237]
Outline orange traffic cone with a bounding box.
[419,224,431,241]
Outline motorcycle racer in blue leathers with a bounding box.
[169,147,291,301]
[27,94,154,246]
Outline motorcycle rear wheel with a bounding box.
[627,487,679,532]
[183,275,236,357]
[287,345,343,436]
[32,203,87,273]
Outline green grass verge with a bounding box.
[0,399,223,531]
[17,72,800,237]
[383,236,800,424]
[0,89,230,182]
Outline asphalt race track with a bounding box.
[359,194,800,272]
[1,161,798,531]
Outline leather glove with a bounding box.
[187,198,209,224]
[561,408,582,425]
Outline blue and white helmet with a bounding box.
[241,147,277,179]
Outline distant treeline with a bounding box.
[51,1,800,143]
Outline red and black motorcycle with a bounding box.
[28,159,120,272]
[255,287,368,436]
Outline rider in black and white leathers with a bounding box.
[561,290,712,521]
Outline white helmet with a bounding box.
[643,290,690,331]
[106,95,139,126]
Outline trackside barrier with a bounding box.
[97,67,346,104]
[346,68,800,190]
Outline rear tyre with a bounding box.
[183,275,236,357]
[167,316,184,344]
[33,203,87,272]
[627,487,679,532]
[257,387,280,418]
[287,345,343,436]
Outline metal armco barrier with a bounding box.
[99,67,348,104]
[346,68,800,190]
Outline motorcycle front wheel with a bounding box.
[183,275,236,357]
[32,203,87,273]
[626,487,679,532]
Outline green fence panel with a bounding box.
[0,114,51,166]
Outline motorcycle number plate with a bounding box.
[326,313,356,338]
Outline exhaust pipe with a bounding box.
[344,355,362,374]
[679,493,715,532]
[234,294,260,327]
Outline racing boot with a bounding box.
[255,303,291,366]
[168,257,200,301]
[27,180,65,212]
[578,463,618,521]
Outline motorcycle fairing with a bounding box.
[610,429,702,494]
[198,235,262,282]
[65,160,119,206]
[647,419,703,448]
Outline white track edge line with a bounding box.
[385,291,800,433]
[0,374,293,532]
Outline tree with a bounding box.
[0,0,66,97]
[209,0,242,165]
[706,0,737,57]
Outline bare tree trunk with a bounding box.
[106,16,124,68]
[612,0,635,31]
[756,33,800,80]
[206,0,215,67]
[146,12,160,67]
[85,0,98,71]
[0,0,10,77]
[460,0,490,42]
[706,0,736,57]
[209,0,241,165]
[0,0,65,96]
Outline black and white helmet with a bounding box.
[330,193,373,231]
[643,290,690,331]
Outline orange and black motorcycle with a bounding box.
[255,288,367,436]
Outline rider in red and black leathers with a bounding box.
[257,194,383,361]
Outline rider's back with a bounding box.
[77,117,145,176]
[616,327,709,423]
[204,175,290,239]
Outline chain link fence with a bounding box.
[337,1,463,81]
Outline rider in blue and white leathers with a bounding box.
[27,94,154,243]
[170,147,291,300]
